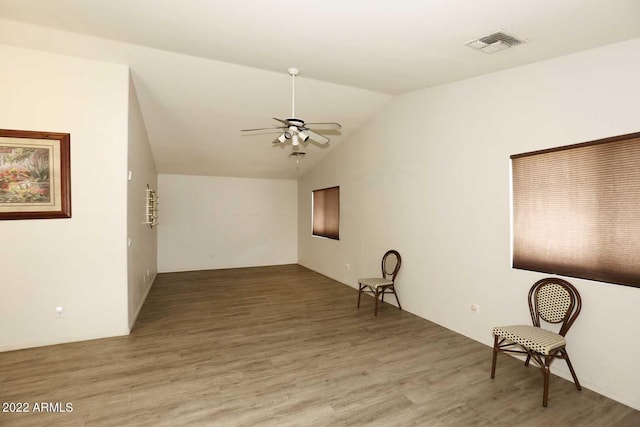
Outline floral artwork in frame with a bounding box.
[0,129,71,220]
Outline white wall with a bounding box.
[158,174,297,272]
[0,44,130,351]
[127,75,158,329]
[299,38,640,410]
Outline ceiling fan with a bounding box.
[241,68,341,146]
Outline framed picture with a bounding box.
[0,129,71,220]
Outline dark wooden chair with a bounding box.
[357,250,402,316]
[491,277,582,407]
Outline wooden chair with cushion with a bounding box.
[357,250,402,316]
[491,277,582,407]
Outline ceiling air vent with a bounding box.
[464,31,526,54]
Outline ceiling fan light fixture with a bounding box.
[298,130,309,142]
[277,132,291,143]
[292,133,300,146]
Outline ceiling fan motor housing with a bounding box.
[286,118,305,127]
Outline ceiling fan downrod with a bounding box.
[288,67,299,118]
[285,68,306,145]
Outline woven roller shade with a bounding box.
[313,186,340,240]
[512,132,640,288]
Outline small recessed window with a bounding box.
[312,186,340,240]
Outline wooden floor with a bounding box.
[1,265,639,426]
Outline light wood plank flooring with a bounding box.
[1,264,639,426]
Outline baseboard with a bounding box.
[0,328,130,353]
[157,261,298,274]
[129,272,157,330]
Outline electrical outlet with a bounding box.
[143,273,146,282]
[345,263,350,271]
[471,304,480,316]
[55,306,63,318]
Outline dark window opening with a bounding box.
[312,186,340,240]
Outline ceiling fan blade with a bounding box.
[305,130,331,145]
[241,126,286,132]
[304,122,342,130]
[273,117,293,127]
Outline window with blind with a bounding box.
[511,132,640,288]
[312,186,340,240]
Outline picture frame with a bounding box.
[0,129,71,220]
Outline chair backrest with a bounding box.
[528,278,581,337]
[381,250,401,282]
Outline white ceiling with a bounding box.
[1,0,639,179]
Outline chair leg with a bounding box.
[563,349,582,391]
[524,353,531,366]
[491,335,499,379]
[374,288,380,316]
[542,355,551,407]
[357,283,363,308]
[392,286,402,310]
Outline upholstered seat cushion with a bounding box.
[358,277,393,288]
[493,325,566,355]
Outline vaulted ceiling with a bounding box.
[1,0,639,179]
